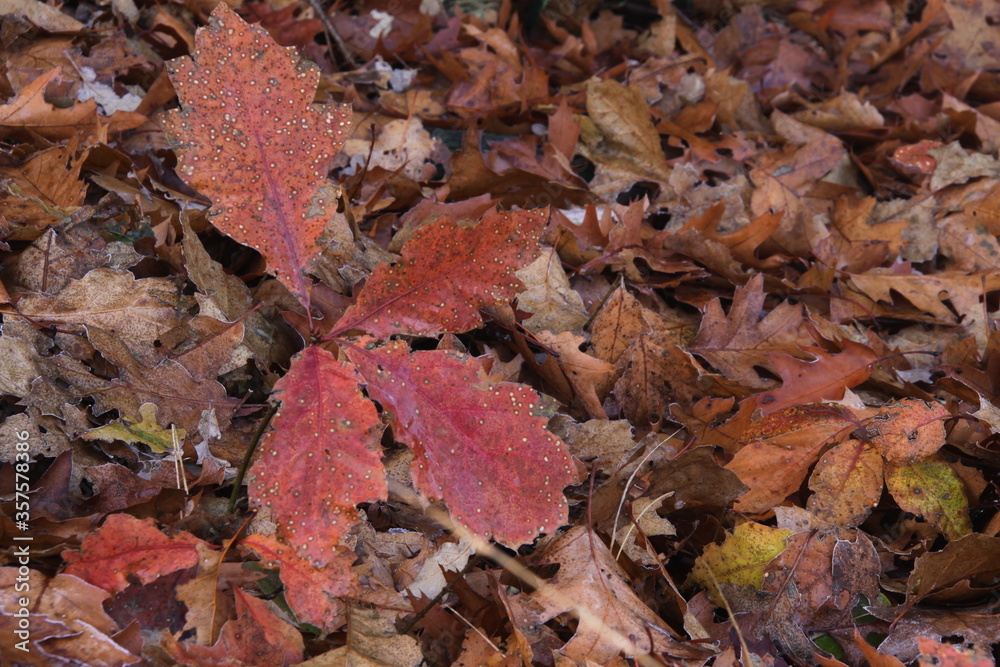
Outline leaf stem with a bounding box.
[227,401,280,514]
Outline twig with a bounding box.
[304,0,358,69]
[399,556,480,634]
[227,402,279,514]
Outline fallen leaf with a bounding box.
[334,208,546,338]
[162,3,352,310]
[62,514,204,594]
[346,341,575,547]
[249,346,386,568]
[885,455,972,540]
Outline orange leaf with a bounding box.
[756,340,877,415]
[162,4,352,310]
[62,514,204,594]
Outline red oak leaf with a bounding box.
[249,346,386,568]
[331,208,548,338]
[62,514,204,594]
[345,341,576,547]
[162,4,351,310]
[242,533,356,632]
[756,340,878,415]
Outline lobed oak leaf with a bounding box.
[249,346,385,567]
[242,533,355,632]
[0,140,87,241]
[83,326,237,433]
[346,341,576,547]
[533,330,615,419]
[690,273,807,388]
[333,208,548,338]
[756,341,878,415]
[62,514,205,594]
[905,534,1000,604]
[9,268,181,368]
[162,3,352,311]
[676,202,785,269]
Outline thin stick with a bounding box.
[399,556,480,634]
[172,425,190,494]
[304,0,358,69]
[227,402,279,514]
[389,481,666,667]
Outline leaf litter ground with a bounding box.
[2,1,1000,666]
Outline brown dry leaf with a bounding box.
[550,417,637,469]
[935,0,1000,70]
[0,569,141,666]
[0,140,88,241]
[942,94,1000,154]
[181,218,293,371]
[812,196,907,272]
[589,284,650,365]
[938,218,1000,271]
[750,113,848,256]
[726,405,855,513]
[807,439,884,528]
[84,326,236,432]
[905,534,1000,603]
[167,315,248,381]
[579,78,672,198]
[690,273,807,388]
[9,269,181,367]
[174,542,259,645]
[928,143,1000,191]
[847,271,1000,351]
[753,530,879,662]
[342,117,441,182]
[534,330,615,419]
[0,68,145,141]
[515,247,589,334]
[0,0,84,31]
[755,341,878,416]
[317,601,423,667]
[790,92,884,132]
[527,526,716,665]
[675,203,785,270]
[867,605,1000,664]
[615,334,706,423]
